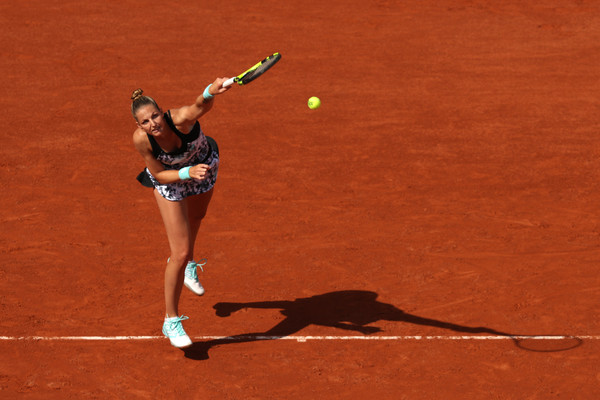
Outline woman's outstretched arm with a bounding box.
[170,77,232,131]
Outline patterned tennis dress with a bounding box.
[138,111,219,201]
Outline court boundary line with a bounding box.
[1,335,598,342]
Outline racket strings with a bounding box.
[239,53,281,84]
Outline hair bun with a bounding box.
[131,88,144,101]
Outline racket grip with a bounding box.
[223,77,235,88]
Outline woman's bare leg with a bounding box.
[186,189,214,259]
[153,189,192,317]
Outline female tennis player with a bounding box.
[131,78,231,348]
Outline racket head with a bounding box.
[235,52,281,85]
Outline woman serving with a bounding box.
[131,78,231,348]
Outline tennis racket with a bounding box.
[223,52,281,87]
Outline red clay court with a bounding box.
[1,0,599,398]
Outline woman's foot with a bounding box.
[184,260,206,296]
[162,315,192,348]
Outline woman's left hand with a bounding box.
[189,164,211,180]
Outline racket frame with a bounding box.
[223,52,281,87]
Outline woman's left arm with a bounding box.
[170,77,232,129]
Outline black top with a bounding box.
[146,110,201,158]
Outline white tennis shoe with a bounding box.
[162,315,192,348]
[184,259,206,296]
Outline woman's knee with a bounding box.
[168,249,192,266]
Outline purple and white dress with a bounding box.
[137,110,219,201]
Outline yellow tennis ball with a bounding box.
[308,96,321,110]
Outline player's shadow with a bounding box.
[183,290,516,360]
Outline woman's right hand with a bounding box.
[189,164,211,180]
[209,77,233,95]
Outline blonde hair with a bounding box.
[131,88,159,120]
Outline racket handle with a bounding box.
[223,77,235,88]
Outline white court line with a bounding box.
[0,335,598,342]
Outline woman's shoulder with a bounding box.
[167,107,199,134]
[133,127,147,142]
[133,128,151,152]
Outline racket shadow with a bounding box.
[183,290,572,360]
